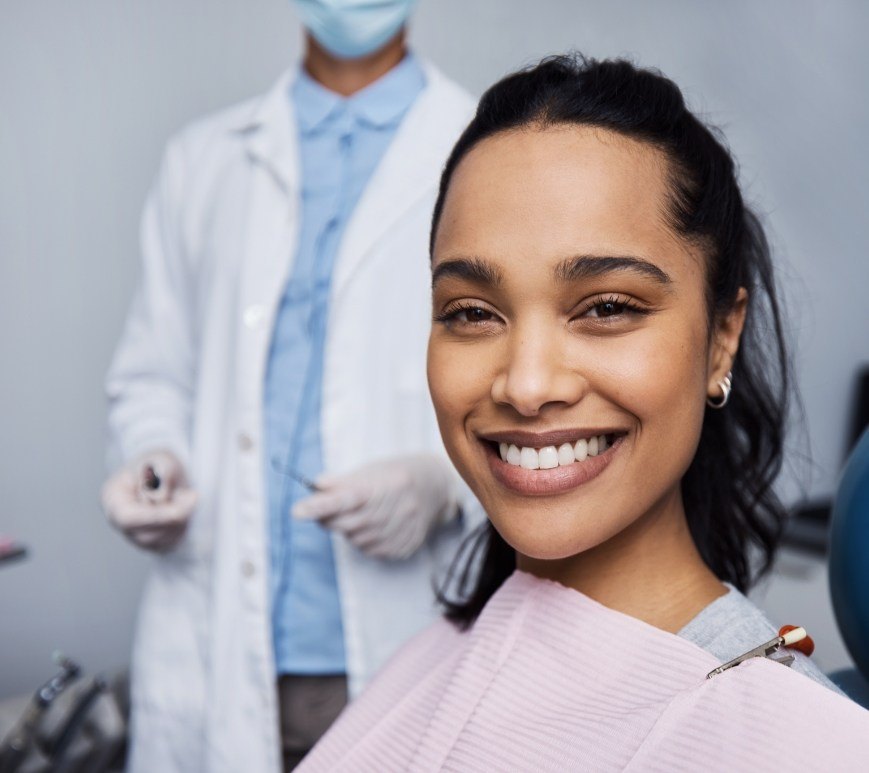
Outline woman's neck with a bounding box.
[517,490,726,633]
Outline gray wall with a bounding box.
[1,1,867,698]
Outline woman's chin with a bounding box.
[490,514,605,563]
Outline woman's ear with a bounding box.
[707,287,748,398]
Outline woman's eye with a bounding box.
[587,299,633,318]
[576,296,649,324]
[456,307,494,323]
[435,304,500,331]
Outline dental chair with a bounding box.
[828,427,869,707]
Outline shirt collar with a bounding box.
[292,53,426,135]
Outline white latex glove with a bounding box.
[292,454,459,560]
[100,450,197,552]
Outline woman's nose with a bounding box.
[490,330,587,417]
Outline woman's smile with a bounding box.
[476,428,628,496]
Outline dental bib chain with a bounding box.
[706,370,733,409]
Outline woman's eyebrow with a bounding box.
[431,257,504,289]
[554,255,673,286]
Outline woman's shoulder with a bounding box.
[678,583,844,695]
[629,652,869,769]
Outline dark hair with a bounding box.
[432,55,791,628]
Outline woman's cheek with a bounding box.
[428,340,474,437]
[430,338,497,462]
[599,326,709,487]
[589,323,705,414]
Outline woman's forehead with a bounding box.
[434,126,693,277]
[450,125,671,204]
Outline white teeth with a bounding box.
[538,446,559,469]
[519,447,540,469]
[574,438,588,461]
[498,435,615,469]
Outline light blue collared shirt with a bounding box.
[263,55,426,675]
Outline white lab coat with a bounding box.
[106,62,480,773]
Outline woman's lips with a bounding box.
[484,435,623,496]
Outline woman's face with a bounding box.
[428,126,741,562]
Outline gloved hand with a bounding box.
[100,450,197,552]
[292,454,459,560]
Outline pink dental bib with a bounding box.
[301,571,869,771]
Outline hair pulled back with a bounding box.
[432,55,791,628]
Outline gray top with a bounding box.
[678,583,844,695]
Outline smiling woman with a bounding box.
[427,62,783,627]
[299,56,869,771]
[428,125,751,629]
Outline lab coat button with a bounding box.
[243,304,265,329]
[238,432,254,451]
[241,560,256,578]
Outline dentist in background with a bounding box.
[100,1,479,769]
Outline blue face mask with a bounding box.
[293,0,418,60]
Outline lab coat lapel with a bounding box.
[234,70,301,396]
[332,80,447,296]
[241,70,299,196]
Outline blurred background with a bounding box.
[1,0,867,699]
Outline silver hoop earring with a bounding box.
[706,371,732,409]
